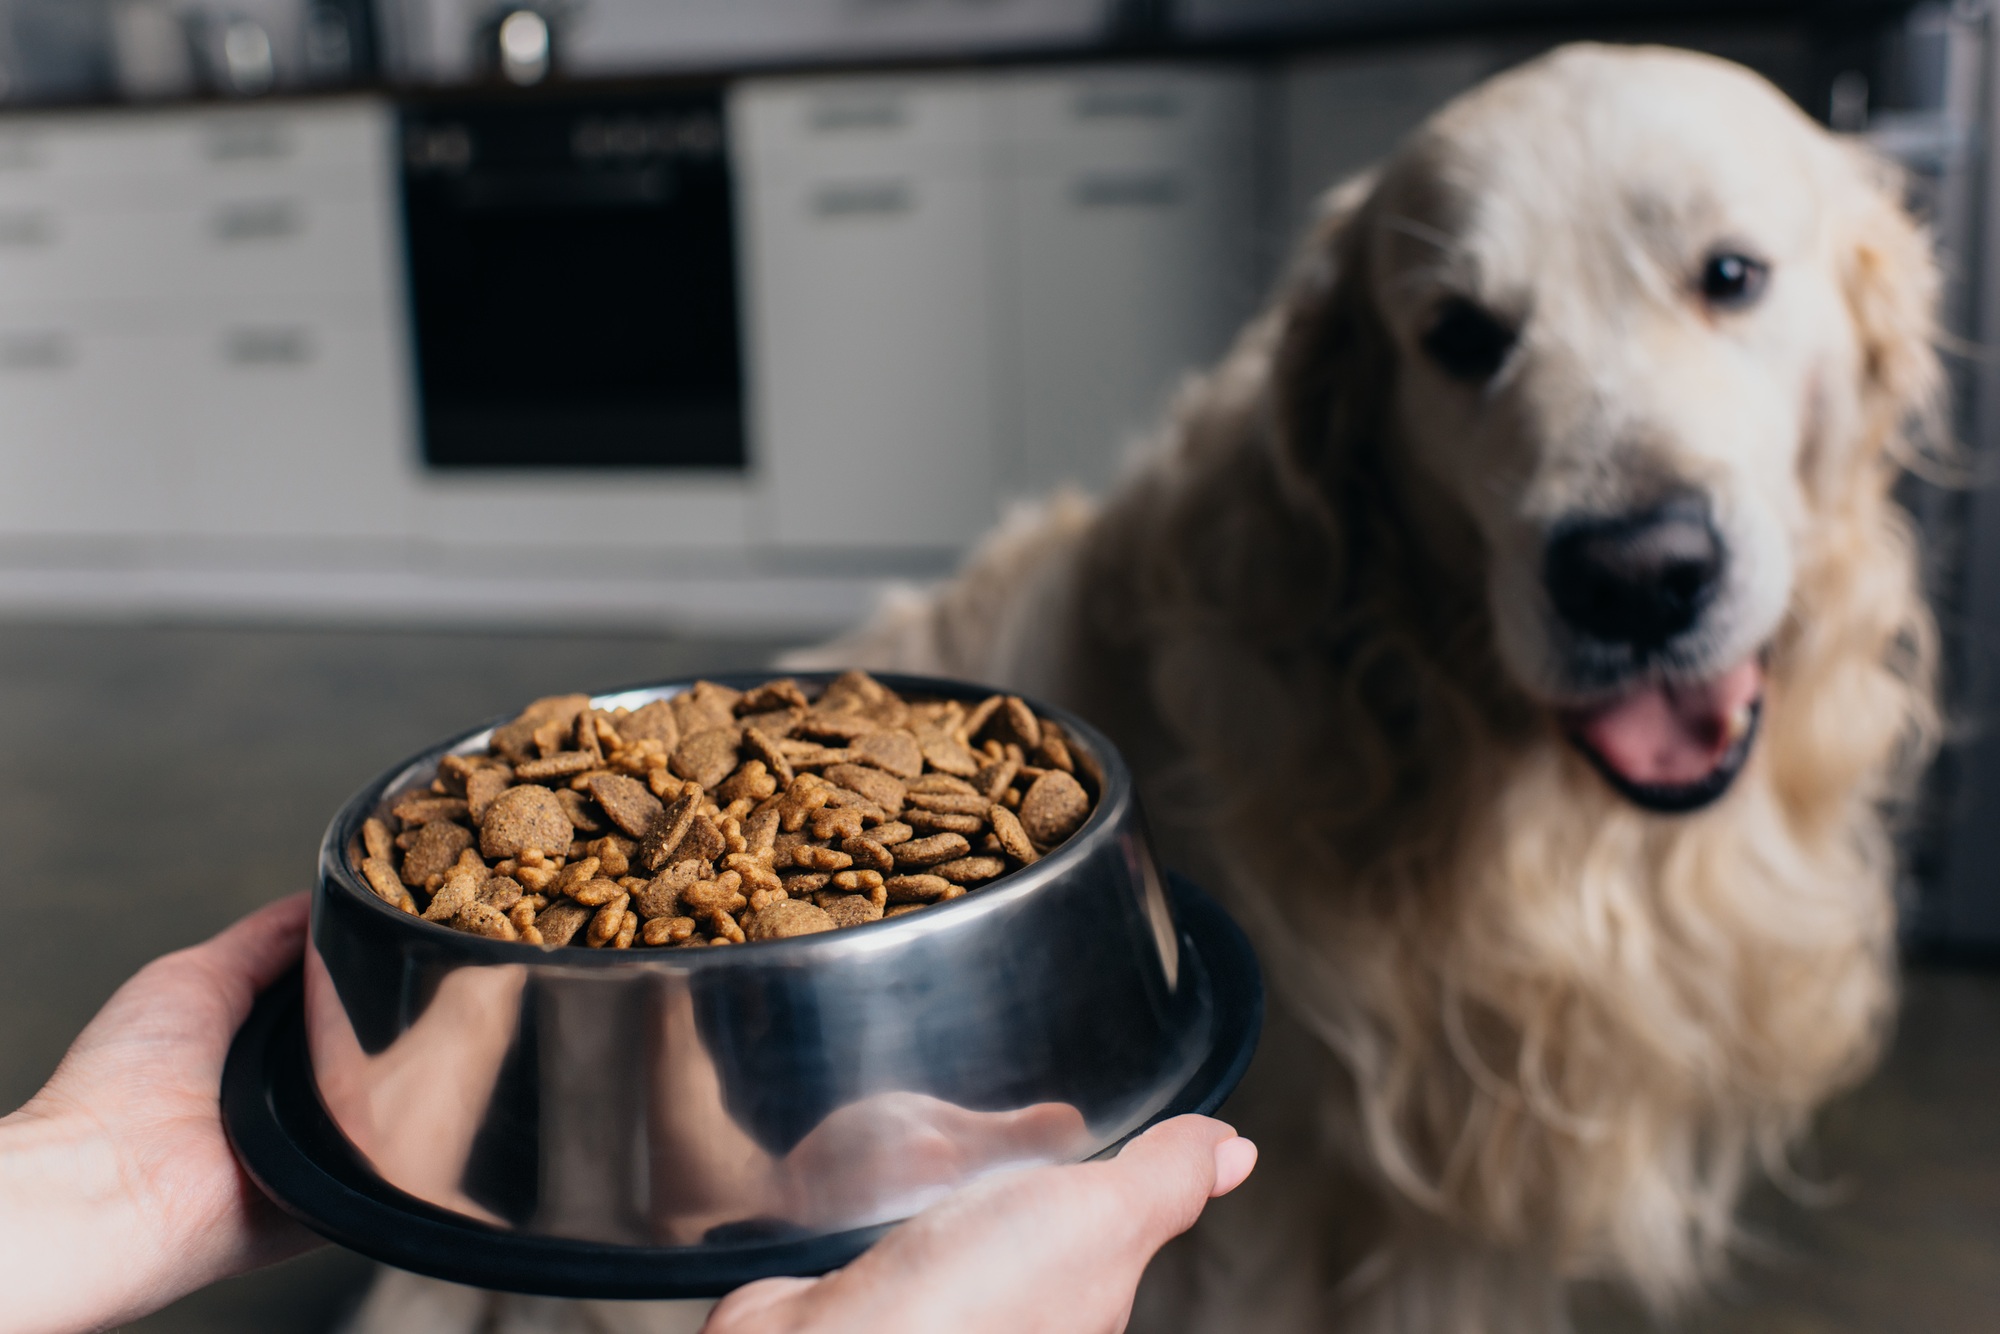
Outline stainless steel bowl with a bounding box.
[304,673,1213,1250]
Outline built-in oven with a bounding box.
[399,87,745,469]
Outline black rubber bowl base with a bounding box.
[222,873,1262,1300]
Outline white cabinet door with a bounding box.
[736,78,1003,550]
[166,300,415,539]
[999,68,1260,498]
[0,320,177,536]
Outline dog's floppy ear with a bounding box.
[1269,170,1395,498]
[1834,144,1944,475]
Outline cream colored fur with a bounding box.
[349,42,1940,1334]
[793,42,1942,1333]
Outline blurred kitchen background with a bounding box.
[0,1,1995,1330]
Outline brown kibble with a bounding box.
[401,820,474,887]
[514,862,560,893]
[793,845,853,871]
[585,835,634,878]
[823,763,906,815]
[907,773,979,796]
[851,728,925,779]
[550,856,602,897]
[642,915,697,946]
[681,870,745,915]
[364,674,1097,946]
[906,809,985,836]
[777,775,834,832]
[632,861,704,918]
[638,791,702,871]
[885,874,958,903]
[618,699,681,751]
[586,772,666,839]
[361,857,416,912]
[514,751,600,782]
[672,727,743,790]
[957,695,1004,746]
[480,786,573,861]
[907,791,991,816]
[465,766,512,821]
[681,813,726,864]
[1019,770,1090,846]
[384,800,462,828]
[990,805,1040,864]
[736,678,809,714]
[895,833,971,868]
[535,898,592,947]
[490,694,592,763]
[840,835,895,872]
[973,757,1020,803]
[744,899,836,941]
[809,806,866,841]
[454,901,518,940]
[918,730,983,777]
[933,856,1007,883]
[571,877,628,907]
[816,892,885,927]
[478,875,524,913]
[586,894,632,946]
[422,858,487,923]
[742,727,797,786]
[996,696,1042,751]
[727,856,784,896]
[1035,722,1075,774]
[717,760,780,805]
[557,788,605,833]
[362,817,395,862]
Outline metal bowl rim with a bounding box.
[317,671,1137,969]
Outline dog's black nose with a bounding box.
[1544,498,1723,647]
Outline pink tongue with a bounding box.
[1572,660,1764,787]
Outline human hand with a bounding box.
[0,893,317,1334]
[702,1114,1256,1334]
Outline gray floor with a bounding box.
[0,622,1990,1333]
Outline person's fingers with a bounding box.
[703,1275,819,1332]
[1213,1133,1258,1197]
[163,893,310,1031]
[1099,1114,1245,1245]
[752,1115,1254,1333]
[193,893,311,998]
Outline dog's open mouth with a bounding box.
[1559,659,1764,814]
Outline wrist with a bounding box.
[0,1100,195,1333]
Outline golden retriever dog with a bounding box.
[347,41,1939,1334]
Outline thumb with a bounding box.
[1100,1114,1259,1249]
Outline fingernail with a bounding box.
[1211,1136,1257,1196]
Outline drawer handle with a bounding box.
[0,331,71,370]
[809,101,908,132]
[811,181,913,219]
[207,122,293,161]
[0,212,54,246]
[223,327,313,365]
[1074,90,1182,121]
[213,200,302,242]
[1072,172,1182,209]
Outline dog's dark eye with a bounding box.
[1421,297,1516,382]
[1700,252,1769,308]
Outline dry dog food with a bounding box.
[350,671,1101,948]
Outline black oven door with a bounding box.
[400,88,745,470]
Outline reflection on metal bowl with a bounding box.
[305,672,1214,1249]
